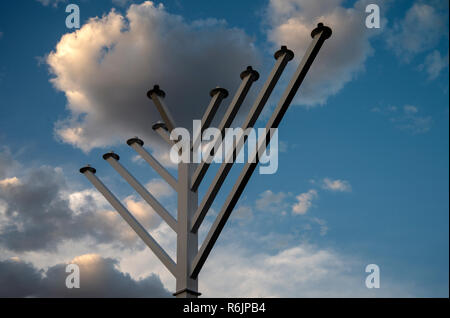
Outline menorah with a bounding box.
[80,23,331,298]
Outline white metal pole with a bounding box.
[127,137,178,190]
[191,46,294,232]
[191,66,260,191]
[79,166,177,277]
[174,162,200,298]
[103,152,178,232]
[147,85,177,132]
[192,87,229,152]
[152,122,174,146]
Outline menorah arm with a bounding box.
[152,122,176,147]
[191,66,259,192]
[192,87,229,152]
[148,85,177,132]
[190,24,332,279]
[80,167,177,277]
[103,152,178,232]
[190,47,294,233]
[202,87,229,131]
[127,137,178,190]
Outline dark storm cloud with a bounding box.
[0,259,43,297]
[0,166,78,251]
[1,166,101,251]
[0,255,170,297]
[0,152,160,252]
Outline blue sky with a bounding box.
[0,0,448,297]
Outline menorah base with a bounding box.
[173,288,202,298]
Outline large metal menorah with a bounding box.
[80,23,331,298]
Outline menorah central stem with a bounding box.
[174,162,200,298]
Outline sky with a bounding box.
[0,0,448,297]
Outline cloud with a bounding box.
[278,141,289,153]
[112,0,132,7]
[322,178,352,192]
[372,105,432,134]
[0,147,18,179]
[0,149,170,252]
[1,240,413,297]
[0,177,20,188]
[386,3,447,62]
[200,242,412,297]
[46,1,260,152]
[230,184,347,234]
[131,154,145,164]
[36,0,66,7]
[255,190,289,213]
[311,217,328,236]
[112,228,415,296]
[266,0,381,106]
[145,178,174,199]
[0,147,412,298]
[231,205,254,223]
[0,254,170,297]
[72,223,411,297]
[252,182,350,216]
[40,219,412,297]
[0,165,82,252]
[292,189,318,215]
[386,2,449,79]
[403,105,418,114]
[419,50,449,80]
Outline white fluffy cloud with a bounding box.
[292,189,318,215]
[255,190,289,213]
[145,178,174,199]
[266,0,380,106]
[322,178,352,192]
[47,1,259,152]
[199,242,412,297]
[250,182,351,216]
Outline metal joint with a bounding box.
[240,66,259,81]
[152,122,169,131]
[147,84,166,99]
[274,45,294,61]
[209,87,229,99]
[311,22,332,39]
[79,165,96,174]
[102,152,120,161]
[127,137,144,147]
